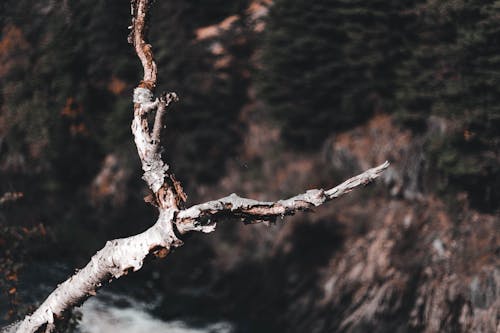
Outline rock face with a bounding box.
[176,114,499,333]
[305,115,499,333]
[283,199,499,333]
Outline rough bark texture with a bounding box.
[12,1,388,332]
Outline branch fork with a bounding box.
[13,1,389,332]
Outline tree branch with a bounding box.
[175,161,389,234]
[12,1,389,332]
[14,210,181,333]
[129,0,156,89]
[151,92,178,146]
[129,0,185,208]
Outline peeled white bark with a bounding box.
[12,1,389,332]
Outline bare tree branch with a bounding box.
[151,92,179,145]
[129,0,157,89]
[129,0,185,208]
[176,161,389,234]
[13,1,389,332]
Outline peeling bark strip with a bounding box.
[14,1,389,332]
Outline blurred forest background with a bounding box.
[0,0,499,332]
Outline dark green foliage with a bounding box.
[257,0,418,149]
[396,1,500,211]
[0,0,128,185]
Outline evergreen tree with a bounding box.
[257,0,418,149]
[395,0,500,211]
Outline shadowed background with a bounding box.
[0,1,499,332]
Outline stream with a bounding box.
[76,291,234,333]
[1,262,235,333]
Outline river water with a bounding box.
[2,292,235,333]
[1,262,235,333]
[77,291,234,333]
